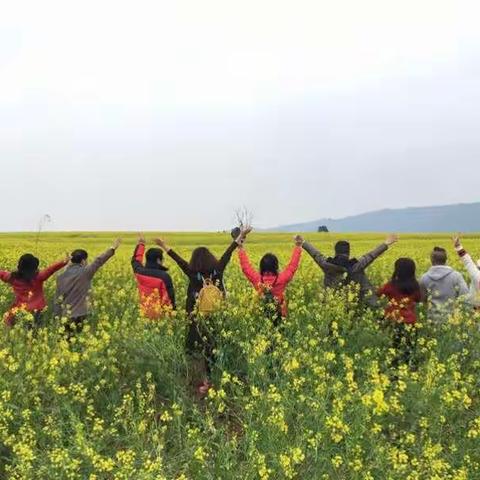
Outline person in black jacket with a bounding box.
[154,227,249,396]
[131,234,176,319]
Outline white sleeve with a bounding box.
[460,253,480,287]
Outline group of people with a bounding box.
[0,229,479,395]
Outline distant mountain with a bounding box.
[270,202,480,233]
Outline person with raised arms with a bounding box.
[131,234,176,319]
[237,234,303,325]
[154,227,249,397]
[297,234,399,305]
[1,252,69,327]
[54,238,122,338]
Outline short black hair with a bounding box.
[71,249,88,264]
[335,240,350,257]
[431,246,447,265]
[146,248,164,268]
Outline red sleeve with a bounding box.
[277,246,302,285]
[238,249,261,286]
[0,271,11,283]
[37,260,68,282]
[135,243,145,264]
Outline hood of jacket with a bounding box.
[425,265,455,281]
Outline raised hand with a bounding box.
[112,238,122,250]
[452,234,462,249]
[385,234,399,246]
[294,235,304,246]
[138,232,146,244]
[154,238,170,252]
[235,226,252,245]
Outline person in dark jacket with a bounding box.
[131,234,176,319]
[154,227,249,397]
[1,253,69,327]
[297,234,399,305]
[54,239,121,338]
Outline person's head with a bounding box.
[335,240,350,257]
[12,253,40,282]
[392,257,419,295]
[260,253,279,276]
[145,248,164,269]
[189,247,219,274]
[71,249,88,265]
[431,246,447,266]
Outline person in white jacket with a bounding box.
[453,235,480,309]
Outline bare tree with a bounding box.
[35,214,52,250]
[234,206,253,231]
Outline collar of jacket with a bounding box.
[66,264,84,271]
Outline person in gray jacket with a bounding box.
[54,238,121,337]
[419,246,469,321]
[296,234,398,305]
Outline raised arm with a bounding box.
[453,235,480,288]
[132,238,146,272]
[218,226,252,272]
[238,247,261,286]
[278,244,302,285]
[154,238,191,276]
[86,239,120,278]
[218,241,240,272]
[299,236,331,271]
[353,234,398,272]
[37,258,69,282]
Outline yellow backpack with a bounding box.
[197,278,224,314]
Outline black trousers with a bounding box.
[391,323,416,368]
[65,315,88,339]
[186,319,215,375]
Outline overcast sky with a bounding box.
[1,0,480,231]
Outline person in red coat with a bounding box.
[131,234,176,319]
[0,253,69,327]
[378,257,422,368]
[238,236,303,324]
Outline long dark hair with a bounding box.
[189,247,220,274]
[10,254,40,282]
[260,253,279,276]
[391,258,420,295]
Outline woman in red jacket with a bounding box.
[0,253,68,327]
[238,236,303,325]
[378,257,422,368]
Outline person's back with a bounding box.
[131,237,175,319]
[55,241,120,321]
[1,253,68,325]
[420,247,468,321]
[300,235,398,304]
